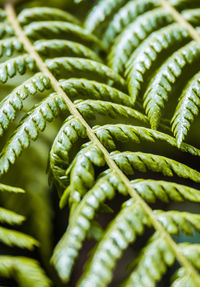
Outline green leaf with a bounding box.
[18,6,80,25]
[35,39,101,61]
[0,37,23,58]
[0,93,67,176]
[113,151,200,183]
[52,172,125,281]
[121,234,174,287]
[84,0,128,35]
[25,21,105,53]
[94,124,200,157]
[0,256,51,287]
[109,8,173,75]
[0,226,38,249]
[60,78,134,106]
[76,100,148,125]
[49,117,87,189]
[77,200,150,287]
[171,71,200,146]
[46,57,127,92]
[103,0,158,48]
[131,179,200,203]
[143,41,200,129]
[155,210,200,236]
[0,54,36,83]
[0,207,25,225]
[0,23,14,39]
[181,8,200,26]
[0,73,50,136]
[126,24,190,103]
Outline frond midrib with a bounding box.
[159,0,200,42]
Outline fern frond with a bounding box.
[180,243,200,269]
[171,244,200,286]
[49,117,87,189]
[83,0,195,37]
[0,73,50,136]
[50,119,200,196]
[51,120,183,191]
[126,24,190,104]
[171,268,197,287]
[49,114,199,280]
[123,230,200,287]
[3,2,200,286]
[171,71,200,146]
[0,184,42,251]
[102,0,158,48]
[0,37,23,58]
[0,207,25,225]
[60,149,200,208]
[143,41,200,130]
[155,210,200,236]
[24,21,105,53]
[131,179,200,203]
[0,54,36,83]
[121,234,174,287]
[108,8,174,75]
[122,224,200,287]
[0,256,51,287]
[18,6,80,25]
[54,171,200,283]
[77,199,150,287]
[112,151,200,182]
[0,182,25,194]
[0,183,25,227]
[35,39,102,61]
[181,9,200,25]
[0,182,50,284]
[94,124,200,157]
[0,226,38,249]
[60,78,134,107]
[76,100,148,125]
[47,57,127,91]
[62,143,105,207]
[0,23,14,39]
[52,172,126,281]
[0,93,67,176]
[84,0,128,35]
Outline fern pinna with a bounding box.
[0,0,199,286]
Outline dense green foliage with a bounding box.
[0,0,200,286]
